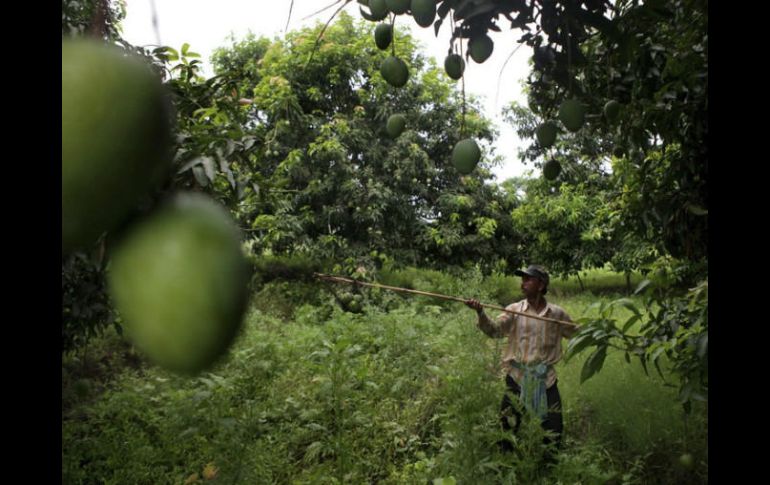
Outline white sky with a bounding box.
[120,0,537,182]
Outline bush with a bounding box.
[63,269,707,483]
[62,246,118,354]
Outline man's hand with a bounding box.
[465,298,484,314]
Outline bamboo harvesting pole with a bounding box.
[314,273,578,329]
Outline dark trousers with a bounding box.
[499,374,563,453]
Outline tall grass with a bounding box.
[558,294,708,483]
[62,267,707,484]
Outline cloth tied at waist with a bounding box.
[509,361,550,420]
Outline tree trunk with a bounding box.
[81,341,89,373]
[626,272,631,294]
[576,272,584,291]
[88,0,109,39]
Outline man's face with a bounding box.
[521,275,545,298]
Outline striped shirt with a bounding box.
[477,299,576,388]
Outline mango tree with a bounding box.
[348,0,708,410]
[171,12,523,274]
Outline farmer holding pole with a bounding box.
[314,266,578,459]
[465,265,578,460]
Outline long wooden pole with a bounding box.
[314,273,578,329]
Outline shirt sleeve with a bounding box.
[477,303,517,338]
[558,308,578,338]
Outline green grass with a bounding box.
[62,267,707,484]
[549,266,647,297]
[556,292,707,484]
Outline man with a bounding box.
[465,264,578,457]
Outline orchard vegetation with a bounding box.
[62,0,707,482]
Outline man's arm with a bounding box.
[465,299,514,338]
[559,309,578,339]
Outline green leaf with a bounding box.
[303,441,324,464]
[685,203,708,216]
[437,0,453,20]
[622,314,641,332]
[649,345,666,362]
[241,136,257,150]
[181,43,190,56]
[164,46,179,61]
[682,400,692,415]
[633,279,652,295]
[586,301,603,315]
[219,158,237,189]
[580,346,607,384]
[565,333,596,361]
[433,478,457,485]
[192,165,209,186]
[193,106,217,120]
[574,7,620,40]
[359,6,376,21]
[177,157,202,174]
[200,156,216,181]
[692,391,707,402]
[650,346,667,380]
[434,18,443,37]
[613,298,641,316]
[696,332,708,358]
[638,354,649,376]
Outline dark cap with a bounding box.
[514,265,550,286]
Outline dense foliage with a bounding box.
[61,0,707,414]
[61,0,709,477]
[438,0,709,409]
[62,0,126,39]
[166,13,526,275]
[63,269,708,483]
